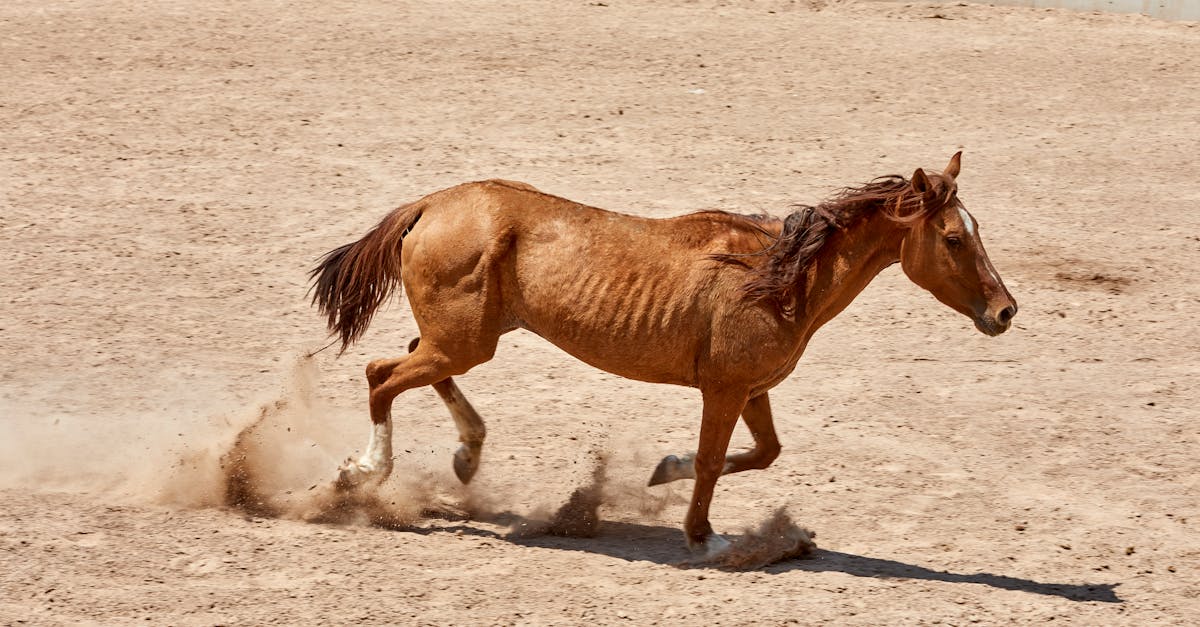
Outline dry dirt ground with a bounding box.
[2,0,1198,624]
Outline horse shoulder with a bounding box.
[697,296,800,385]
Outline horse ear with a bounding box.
[944,151,962,179]
[911,168,932,195]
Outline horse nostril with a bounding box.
[998,305,1016,324]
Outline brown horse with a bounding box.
[310,152,1017,555]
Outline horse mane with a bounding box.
[716,173,955,318]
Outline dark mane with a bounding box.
[717,173,955,318]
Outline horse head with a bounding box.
[899,152,1018,336]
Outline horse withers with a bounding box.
[310,152,1016,555]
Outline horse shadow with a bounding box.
[397,513,1122,604]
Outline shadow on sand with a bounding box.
[378,514,1121,604]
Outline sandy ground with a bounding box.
[2,0,1198,624]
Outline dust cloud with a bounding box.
[0,376,246,500]
[0,355,745,560]
[505,451,687,539]
[691,508,818,569]
[199,356,472,527]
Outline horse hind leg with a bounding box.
[647,452,697,486]
[648,392,780,486]
[407,337,487,484]
[337,339,475,490]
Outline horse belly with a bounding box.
[523,315,700,386]
[510,257,702,386]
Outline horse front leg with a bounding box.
[682,387,747,555]
[649,392,780,485]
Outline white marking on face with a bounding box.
[984,257,1002,286]
[957,206,1002,286]
[958,206,976,237]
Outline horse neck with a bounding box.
[800,210,907,332]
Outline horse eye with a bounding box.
[945,235,962,248]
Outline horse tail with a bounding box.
[309,202,423,354]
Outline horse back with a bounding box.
[407,181,789,386]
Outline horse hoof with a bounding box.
[334,460,366,491]
[648,453,695,486]
[452,444,480,484]
[334,458,388,492]
[688,533,731,559]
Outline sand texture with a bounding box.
[1,1,1198,624]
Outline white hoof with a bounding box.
[334,457,390,491]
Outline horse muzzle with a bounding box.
[974,301,1017,337]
